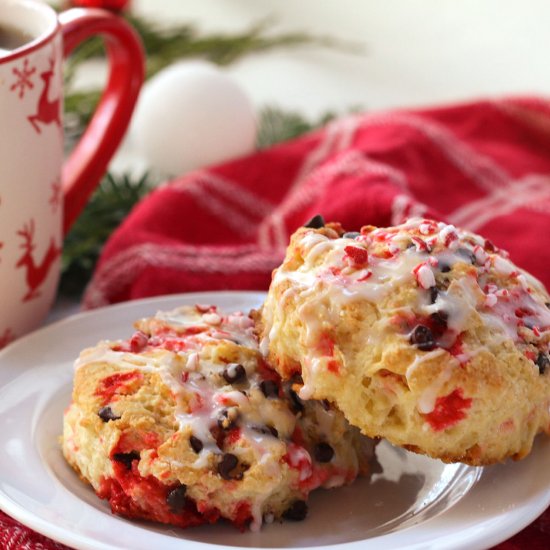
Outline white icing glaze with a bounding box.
[405,349,456,414]
[74,342,156,372]
[417,363,454,414]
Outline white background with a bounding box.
[132,0,550,117]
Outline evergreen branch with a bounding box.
[133,17,360,76]
[257,106,337,148]
[60,172,152,296]
[64,15,362,83]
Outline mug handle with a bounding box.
[59,9,144,235]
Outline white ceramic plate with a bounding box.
[0,291,549,550]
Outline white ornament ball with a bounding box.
[131,61,257,177]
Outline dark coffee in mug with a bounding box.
[0,23,31,54]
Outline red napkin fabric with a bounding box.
[83,96,550,308]
[0,510,70,549]
[3,97,550,548]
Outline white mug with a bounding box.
[0,0,144,347]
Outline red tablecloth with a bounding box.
[2,96,550,548]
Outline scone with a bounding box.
[260,217,550,465]
[62,304,377,531]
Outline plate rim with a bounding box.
[0,290,549,550]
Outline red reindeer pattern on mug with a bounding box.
[16,220,61,302]
[27,57,61,134]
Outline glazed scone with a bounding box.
[62,305,376,531]
[260,217,550,465]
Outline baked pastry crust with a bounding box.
[62,305,376,531]
[260,218,550,465]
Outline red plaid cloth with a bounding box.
[83,97,550,308]
[3,97,550,548]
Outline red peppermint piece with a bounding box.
[418,220,437,235]
[317,332,335,356]
[95,371,143,405]
[371,248,395,259]
[447,333,464,359]
[344,245,369,266]
[413,262,436,289]
[327,359,341,374]
[423,389,472,431]
[130,331,148,353]
[515,307,534,318]
[411,236,430,252]
[357,270,373,282]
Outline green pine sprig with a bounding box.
[60,172,152,296]
[257,106,337,148]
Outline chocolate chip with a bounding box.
[267,425,279,438]
[98,406,120,422]
[439,262,451,273]
[545,303,550,309]
[283,500,308,521]
[189,435,203,453]
[222,363,247,385]
[303,214,325,229]
[253,425,279,438]
[209,425,224,449]
[430,311,449,330]
[112,451,140,470]
[410,325,435,351]
[535,352,549,375]
[166,485,187,513]
[342,231,361,239]
[218,453,242,480]
[321,399,331,411]
[314,442,334,463]
[260,380,279,398]
[288,388,304,413]
[217,407,239,430]
[457,247,476,264]
[429,287,439,304]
